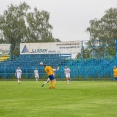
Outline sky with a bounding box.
[0,0,117,42]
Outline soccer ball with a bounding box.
[40,62,43,65]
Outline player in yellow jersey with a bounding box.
[113,66,117,83]
[41,64,56,89]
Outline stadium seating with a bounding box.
[0,54,68,79]
[59,57,115,80]
[0,54,116,80]
[0,55,10,62]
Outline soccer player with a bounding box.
[41,64,56,89]
[113,66,117,83]
[64,66,71,84]
[15,67,22,83]
[34,68,39,82]
[42,66,59,87]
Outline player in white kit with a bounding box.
[64,66,71,84]
[15,67,22,83]
[34,68,39,82]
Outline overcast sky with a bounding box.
[0,0,117,42]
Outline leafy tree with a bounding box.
[12,48,20,57]
[85,8,117,57]
[26,8,54,42]
[0,2,30,54]
[0,2,60,56]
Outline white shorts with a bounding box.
[47,78,50,81]
[65,73,70,78]
[17,74,21,78]
[35,74,39,78]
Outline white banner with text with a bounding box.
[0,44,11,55]
[20,41,81,54]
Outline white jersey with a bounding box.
[64,68,70,74]
[64,68,70,78]
[34,70,39,78]
[16,69,22,78]
[34,70,39,75]
[16,69,22,75]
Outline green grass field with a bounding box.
[0,81,117,117]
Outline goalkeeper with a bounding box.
[41,64,56,89]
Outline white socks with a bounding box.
[67,80,69,84]
[44,81,47,84]
[18,80,21,83]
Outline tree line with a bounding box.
[0,2,60,56]
[77,8,117,59]
[0,2,117,58]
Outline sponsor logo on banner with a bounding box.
[21,45,49,53]
[22,45,29,53]
[0,44,11,55]
[32,49,48,53]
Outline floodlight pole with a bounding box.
[81,41,84,59]
[81,40,89,59]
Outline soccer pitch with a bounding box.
[0,81,117,117]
